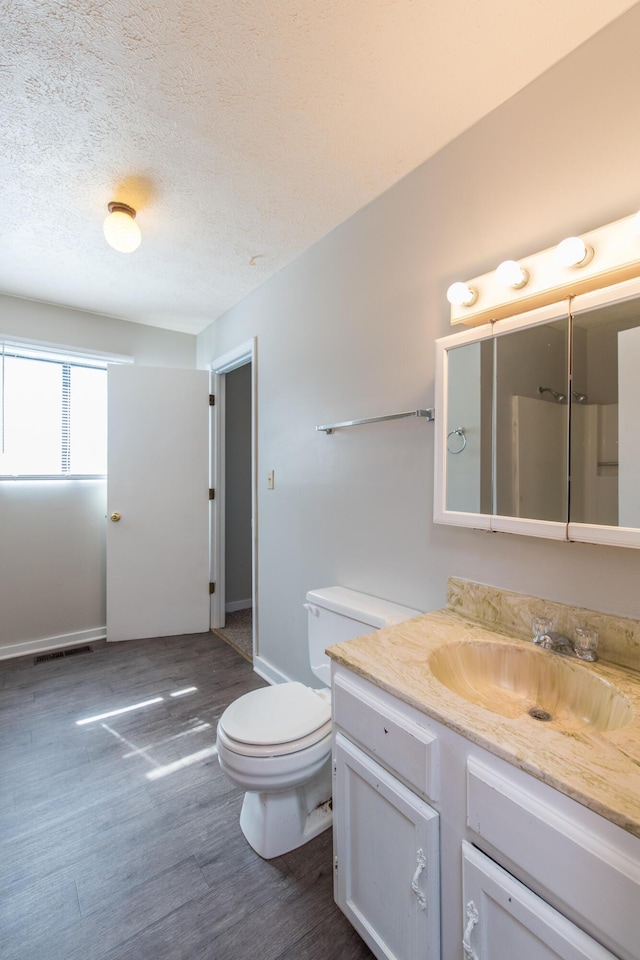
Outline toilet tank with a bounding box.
[305,586,422,686]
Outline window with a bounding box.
[0,342,108,477]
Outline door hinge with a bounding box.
[209,488,215,500]
[209,394,215,406]
[209,582,215,595]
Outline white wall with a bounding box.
[0,296,196,657]
[0,480,107,658]
[197,6,640,685]
[1,294,197,368]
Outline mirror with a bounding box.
[435,277,640,547]
[445,339,492,515]
[494,316,569,523]
[570,293,640,530]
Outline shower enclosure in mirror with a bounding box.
[434,275,640,548]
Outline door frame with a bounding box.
[209,339,258,658]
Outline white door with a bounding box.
[461,842,617,960]
[107,365,210,641]
[334,733,440,960]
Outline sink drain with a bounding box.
[529,707,553,722]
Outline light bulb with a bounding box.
[446,281,477,307]
[103,202,142,253]
[495,260,529,289]
[555,236,591,268]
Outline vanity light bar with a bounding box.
[449,212,640,327]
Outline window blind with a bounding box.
[0,341,108,477]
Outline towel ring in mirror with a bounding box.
[447,427,467,454]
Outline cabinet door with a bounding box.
[461,842,617,960]
[334,733,440,960]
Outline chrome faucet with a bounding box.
[532,617,598,661]
[538,631,598,662]
[538,631,575,656]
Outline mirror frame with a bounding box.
[435,275,640,549]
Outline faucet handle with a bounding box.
[532,616,553,645]
[574,627,598,662]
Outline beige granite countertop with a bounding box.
[327,607,640,838]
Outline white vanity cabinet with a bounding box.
[332,673,441,960]
[334,735,440,960]
[331,664,640,960]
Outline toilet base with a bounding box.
[239,760,332,859]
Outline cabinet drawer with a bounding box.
[462,841,617,960]
[467,758,640,960]
[333,674,438,800]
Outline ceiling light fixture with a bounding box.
[446,282,477,307]
[103,202,142,253]
[495,259,529,289]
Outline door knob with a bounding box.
[110,512,122,522]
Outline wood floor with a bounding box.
[0,633,373,960]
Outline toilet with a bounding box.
[216,586,421,859]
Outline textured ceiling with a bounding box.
[1,0,637,334]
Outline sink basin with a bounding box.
[429,641,632,732]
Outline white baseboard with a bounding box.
[225,599,253,613]
[252,654,293,686]
[0,627,107,661]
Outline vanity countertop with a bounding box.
[327,608,640,838]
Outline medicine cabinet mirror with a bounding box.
[434,276,640,548]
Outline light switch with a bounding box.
[267,469,275,490]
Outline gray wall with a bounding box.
[224,363,253,608]
[197,6,640,685]
[0,296,196,656]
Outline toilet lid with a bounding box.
[219,681,331,746]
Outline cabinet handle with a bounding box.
[462,900,479,960]
[410,849,427,910]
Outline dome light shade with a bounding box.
[103,202,142,253]
[446,281,477,307]
[496,259,529,289]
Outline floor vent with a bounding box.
[34,651,65,664]
[34,645,93,665]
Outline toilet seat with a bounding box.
[217,681,331,758]
[217,721,331,758]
